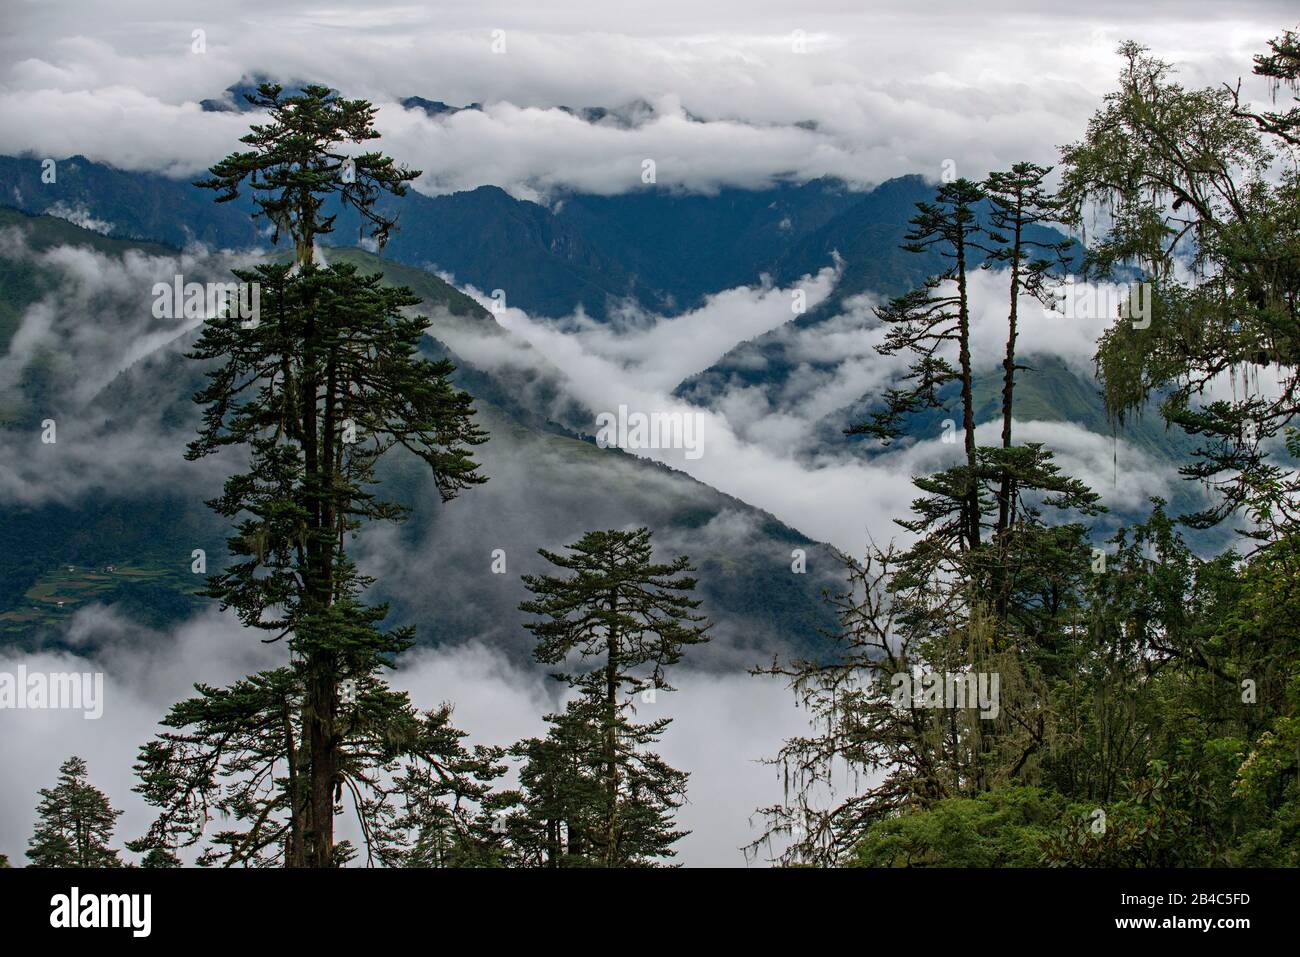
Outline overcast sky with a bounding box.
[1,1,1293,197]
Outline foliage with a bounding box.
[511,528,708,866]
[27,756,123,868]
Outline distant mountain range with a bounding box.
[0,118,1219,657]
[0,152,881,319]
[0,208,842,663]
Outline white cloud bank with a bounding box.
[0,606,814,867]
[441,267,1173,556]
[0,3,1287,198]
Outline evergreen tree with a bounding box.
[507,702,608,867]
[757,161,1106,861]
[850,178,989,551]
[982,163,1073,537]
[197,83,417,267]
[133,84,489,867]
[27,756,123,868]
[132,669,505,868]
[1234,29,1299,148]
[372,702,509,868]
[516,528,708,866]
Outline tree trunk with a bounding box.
[304,668,338,867]
[955,230,981,551]
[994,211,1024,627]
[997,214,1022,537]
[284,699,307,867]
[603,592,619,867]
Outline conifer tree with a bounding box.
[27,756,123,868]
[133,84,490,867]
[517,528,708,866]
[848,178,989,551]
[760,163,1106,861]
[132,669,506,868]
[1234,28,1299,147]
[982,163,1073,537]
[507,701,607,867]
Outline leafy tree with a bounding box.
[758,33,1300,870]
[849,787,1066,867]
[27,756,123,868]
[517,528,709,866]
[1060,39,1300,538]
[133,84,489,868]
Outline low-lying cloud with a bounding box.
[0,605,817,867]
[0,4,1284,198]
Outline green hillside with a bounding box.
[0,216,843,659]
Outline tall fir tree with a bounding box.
[848,178,990,552]
[27,756,123,868]
[758,163,1105,862]
[132,84,490,867]
[516,528,709,866]
[982,163,1073,536]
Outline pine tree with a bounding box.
[758,161,1109,861]
[507,702,607,867]
[1235,28,1299,148]
[132,669,505,867]
[982,163,1073,535]
[516,528,708,866]
[133,84,490,867]
[848,178,990,551]
[27,756,123,868]
[373,702,509,868]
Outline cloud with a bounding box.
[530,263,839,393]
[0,232,250,506]
[0,230,249,406]
[0,606,282,867]
[0,604,818,867]
[439,267,1177,556]
[0,3,1286,198]
[388,643,822,865]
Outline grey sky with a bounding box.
[1,1,1292,196]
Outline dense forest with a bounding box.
[8,28,1300,869]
